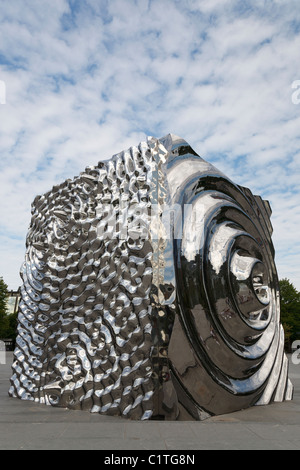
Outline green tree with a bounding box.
[7,311,18,342]
[279,278,300,350]
[0,277,9,338]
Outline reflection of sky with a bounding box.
[0,1,300,290]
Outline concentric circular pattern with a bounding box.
[9,142,155,420]
[171,173,293,416]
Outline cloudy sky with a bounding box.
[0,0,300,291]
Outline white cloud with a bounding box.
[0,0,300,291]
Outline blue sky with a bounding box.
[0,0,300,291]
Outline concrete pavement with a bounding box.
[1,352,299,450]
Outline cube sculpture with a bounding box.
[9,134,293,420]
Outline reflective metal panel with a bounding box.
[9,134,293,420]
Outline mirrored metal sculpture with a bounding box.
[9,134,293,420]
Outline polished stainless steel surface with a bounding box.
[9,134,293,420]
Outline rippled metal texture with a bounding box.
[9,141,156,420]
[9,134,293,420]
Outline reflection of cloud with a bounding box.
[0,0,300,290]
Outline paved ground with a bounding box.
[0,352,299,450]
